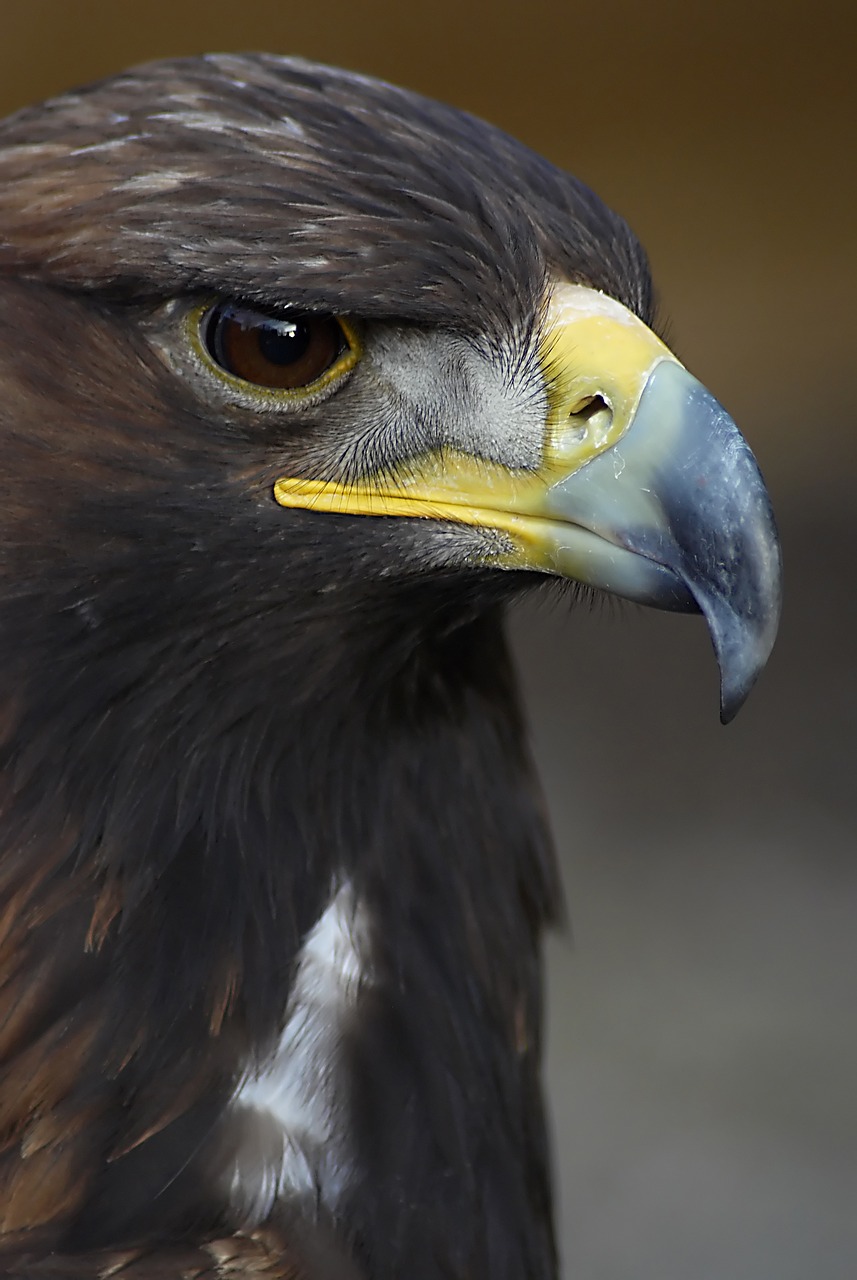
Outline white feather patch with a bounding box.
[226,881,371,1224]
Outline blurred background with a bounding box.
[2,2,854,1276]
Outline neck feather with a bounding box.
[0,587,559,1276]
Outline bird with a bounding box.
[0,52,780,1280]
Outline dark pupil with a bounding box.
[257,318,311,366]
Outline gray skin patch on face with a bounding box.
[147,298,551,498]
[363,325,548,472]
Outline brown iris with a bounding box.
[202,304,349,391]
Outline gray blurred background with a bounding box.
[2,2,854,1275]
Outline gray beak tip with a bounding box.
[720,683,750,726]
[708,575,782,726]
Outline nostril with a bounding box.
[567,394,612,444]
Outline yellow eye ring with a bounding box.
[188,301,360,401]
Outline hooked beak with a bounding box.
[274,284,781,721]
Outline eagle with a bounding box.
[0,54,779,1280]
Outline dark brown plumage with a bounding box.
[0,53,779,1280]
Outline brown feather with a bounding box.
[0,1227,337,1278]
[0,47,649,1279]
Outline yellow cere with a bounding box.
[273,283,682,563]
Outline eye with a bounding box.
[200,304,355,393]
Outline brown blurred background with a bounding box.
[2,2,855,1276]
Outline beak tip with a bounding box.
[713,602,780,725]
[719,687,746,726]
